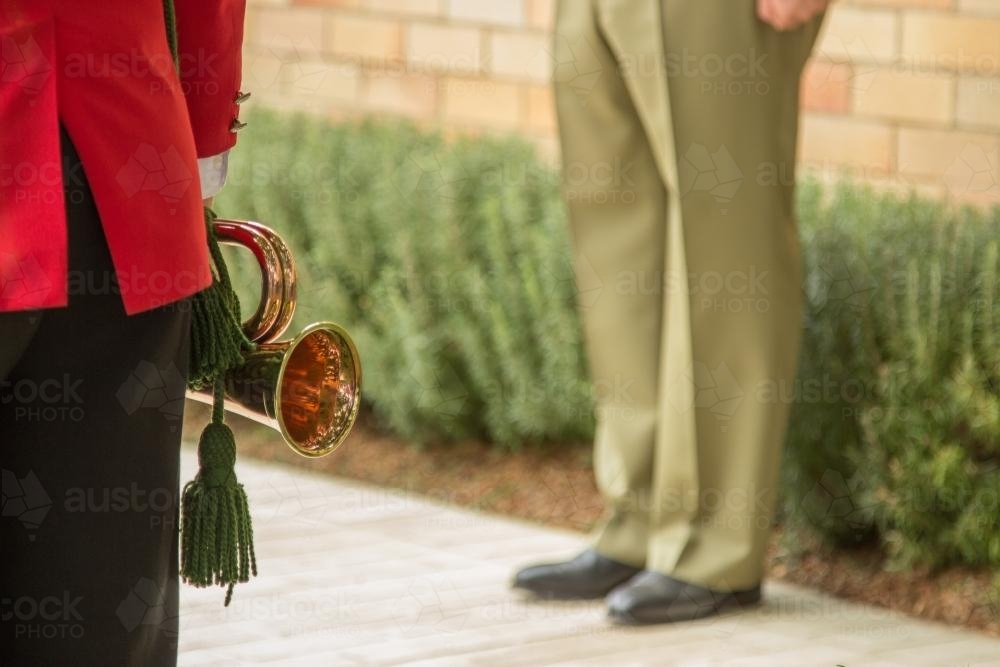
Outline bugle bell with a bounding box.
[186,219,362,458]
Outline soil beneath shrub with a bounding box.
[184,405,998,637]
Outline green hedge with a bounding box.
[789,182,1000,570]
[217,110,1000,572]
[218,111,591,446]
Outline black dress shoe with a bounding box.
[606,572,761,625]
[512,549,643,600]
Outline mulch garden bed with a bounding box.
[184,405,999,637]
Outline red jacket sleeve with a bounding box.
[173,0,247,158]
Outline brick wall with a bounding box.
[241,0,1000,205]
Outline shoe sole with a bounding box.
[511,585,611,601]
[607,594,763,626]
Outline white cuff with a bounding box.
[198,151,230,199]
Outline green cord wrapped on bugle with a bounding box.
[182,209,258,606]
[187,209,255,390]
[163,0,259,605]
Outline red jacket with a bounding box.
[0,0,247,314]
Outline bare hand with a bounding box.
[757,0,830,32]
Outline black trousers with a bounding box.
[1,129,191,666]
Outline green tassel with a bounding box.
[163,0,258,605]
[183,211,258,605]
[181,382,257,606]
[187,208,255,390]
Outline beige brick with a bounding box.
[901,14,1000,72]
[245,89,330,118]
[364,73,438,117]
[900,130,1000,205]
[242,0,1000,209]
[309,61,362,103]
[249,7,325,49]
[244,6,261,44]
[815,6,898,63]
[292,0,359,7]
[957,78,1000,129]
[959,0,1000,16]
[325,15,403,59]
[242,50,286,94]
[442,78,522,128]
[954,188,1000,208]
[364,0,440,16]
[799,115,894,171]
[447,0,524,27]
[525,85,556,133]
[246,57,359,116]
[800,61,852,113]
[490,31,552,82]
[845,0,951,8]
[898,127,999,181]
[241,42,332,96]
[407,23,484,74]
[851,69,954,124]
[527,0,556,30]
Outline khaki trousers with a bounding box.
[555,0,824,590]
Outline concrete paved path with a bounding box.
[175,449,998,666]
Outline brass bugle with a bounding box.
[186,219,362,458]
[214,219,298,344]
